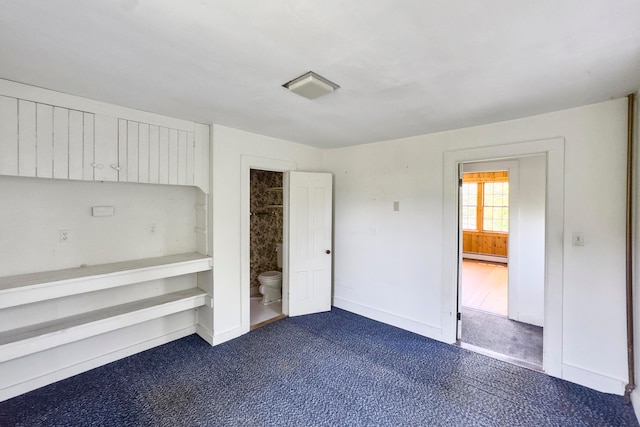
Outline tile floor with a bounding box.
[250,296,282,327]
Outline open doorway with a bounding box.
[249,169,286,329]
[457,158,545,370]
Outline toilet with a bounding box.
[258,243,283,305]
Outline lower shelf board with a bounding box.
[0,288,207,363]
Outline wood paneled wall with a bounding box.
[463,231,508,256]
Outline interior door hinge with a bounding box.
[458,178,463,187]
[457,312,461,320]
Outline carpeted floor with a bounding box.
[461,306,543,366]
[0,308,636,426]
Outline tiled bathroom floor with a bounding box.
[250,296,283,329]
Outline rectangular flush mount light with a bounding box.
[283,71,340,100]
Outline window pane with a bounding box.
[483,181,509,232]
[461,183,477,230]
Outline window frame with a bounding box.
[462,172,509,234]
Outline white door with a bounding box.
[288,171,333,317]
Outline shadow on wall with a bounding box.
[249,169,283,296]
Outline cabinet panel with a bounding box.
[82,113,94,180]
[53,107,69,179]
[94,115,118,182]
[159,127,169,184]
[194,123,210,194]
[168,129,178,185]
[138,123,150,183]
[118,119,127,182]
[127,121,139,182]
[68,110,84,180]
[148,125,159,184]
[18,100,36,177]
[177,130,187,185]
[36,104,54,178]
[0,95,18,176]
[186,131,194,186]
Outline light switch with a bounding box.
[572,232,584,246]
[393,201,400,212]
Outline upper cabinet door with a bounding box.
[18,100,36,177]
[138,123,150,183]
[0,95,18,176]
[0,89,210,193]
[52,107,69,179]
[36,104,54,179]
[94,114,119,182]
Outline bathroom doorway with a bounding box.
[249,169,286,329]
[457,158,545,370]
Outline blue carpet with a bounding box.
[0,308,637,426]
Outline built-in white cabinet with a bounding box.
[0,94,207,191]
[0,79,212,401]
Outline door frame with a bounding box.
[240,155,296,334]
[442,137,565,378]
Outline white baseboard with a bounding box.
[0,326,196,402]
[562,363,626,395]
[196,324,214,345]
[212,326,243,345]
[631,389,640,424]
[463,253,508,264]
[333,297,444,342]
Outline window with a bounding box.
[482,181,509,232]
[461,172,509,233]
[461,183,477,230]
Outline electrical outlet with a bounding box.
[59,229,71,243]
[149,223,158,235]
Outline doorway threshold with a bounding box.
[455,341,543,373]
[251,314,286,330]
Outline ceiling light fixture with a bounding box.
[283,71,340,100]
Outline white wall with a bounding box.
[0,176,197,276]
[211,125,323,343]
[325,99,629,394]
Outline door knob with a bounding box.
[325,250,331,254]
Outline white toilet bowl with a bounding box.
[258,271,282,304]
[258,243,283,305]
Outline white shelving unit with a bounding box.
[0,253,212,309]
[0,288,207,363]
[0,78,214,402]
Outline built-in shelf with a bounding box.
[0,253,213,309]
[0,288,207,363]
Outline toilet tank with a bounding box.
[276,243,283,269]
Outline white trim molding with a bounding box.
[442,137,565,379]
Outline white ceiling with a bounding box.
[1,1,639,148]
